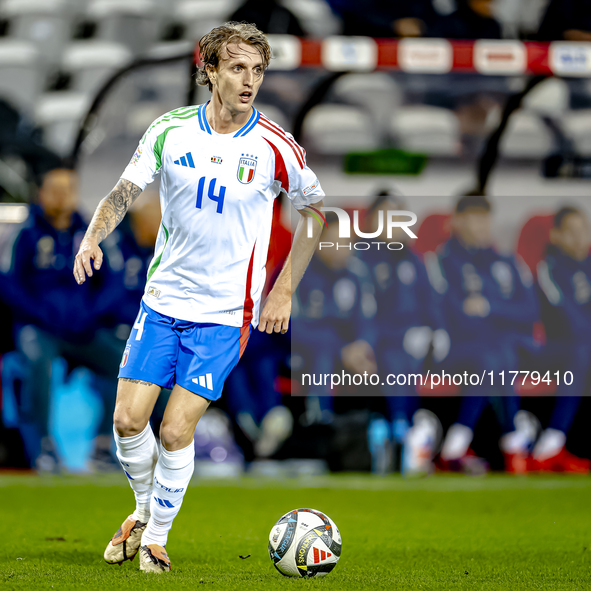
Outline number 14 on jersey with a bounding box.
[196,177,226,214]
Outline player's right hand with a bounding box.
[341,340,377,375]
[73,238,103,284]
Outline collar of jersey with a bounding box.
[198,102,260,138]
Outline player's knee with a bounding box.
[159,421,190,451]
[113,409,146,438]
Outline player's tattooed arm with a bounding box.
[73,179,142,284]
[87,179,142,244]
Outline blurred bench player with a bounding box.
[292,212,378,426]
[530,206,591,473]
[357,191,448,476]
[429,195,540,473]
[73,22,324,573]
[1,167,125,472]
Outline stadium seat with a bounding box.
[499,111,553,159]
[332,73,403,132]
[414,212,451,255]
[0,40,41,114]
[86,0,160,55]
[562,110,591,156]
[128,51,193,122]
[515,213,554,275]
[389,106,461,156]
[2,0,72,67]
[35,92,91,157]
[61,41,133,96]
[302,104,379,154]
[174,0,241,41]
[281,0,341,37]
[522,77,570,116]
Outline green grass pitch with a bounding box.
[1,473,590,590]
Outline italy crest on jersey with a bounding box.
[237,154,257,184]
[120,345,131,368]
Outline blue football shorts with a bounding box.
[118,300,252,401]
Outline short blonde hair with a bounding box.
[196,22,271,91]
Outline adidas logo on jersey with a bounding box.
[192,373,213,390]
[174,152,195,168]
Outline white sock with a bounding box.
[113,423,159,523]
[533,428,566,461]
[142,442,195,547]
[441,424,473,460]
[500,410,539,454]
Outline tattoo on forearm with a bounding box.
[120,378,155,387]
[87,179,142,243]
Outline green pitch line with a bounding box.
[0,474,590,590]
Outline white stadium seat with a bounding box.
[562,110,591,156]
[500,111,553,158]
[280,0,341,37]
[174,0,241,41]
[389,105,460,156]
[523,77,570,116]
[35,92,91,157]
[62,41,133,95]
[0,40,41,114]
[86,0,160,55]
[302,104,379,154]
[2,0,72,66]
[332,73,403,132]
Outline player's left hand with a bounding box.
[258,289,291,334]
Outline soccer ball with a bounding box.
[268,508,342,578]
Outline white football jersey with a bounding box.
[120,102,324,328]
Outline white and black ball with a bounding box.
[268,508,342,578]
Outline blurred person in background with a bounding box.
[224,197,293,461]
[224,321,292,460]
[427,0,502,39]
[0,167,125,473]
[537,0,591,41]
[230,0,305,36]
[424,0,506,152]
[326,0,437,38]
[292,212,377,426]
[428,195,540,474]
[531,206,591,473]
[537,0,591,109]
[356,190,448,476]
[110,192,162,329]
[0,98,61,204]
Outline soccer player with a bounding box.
[73,22,324,573]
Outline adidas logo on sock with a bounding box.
[174,152,195,168]
[154,496,174,508]
[192,373,213,390]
